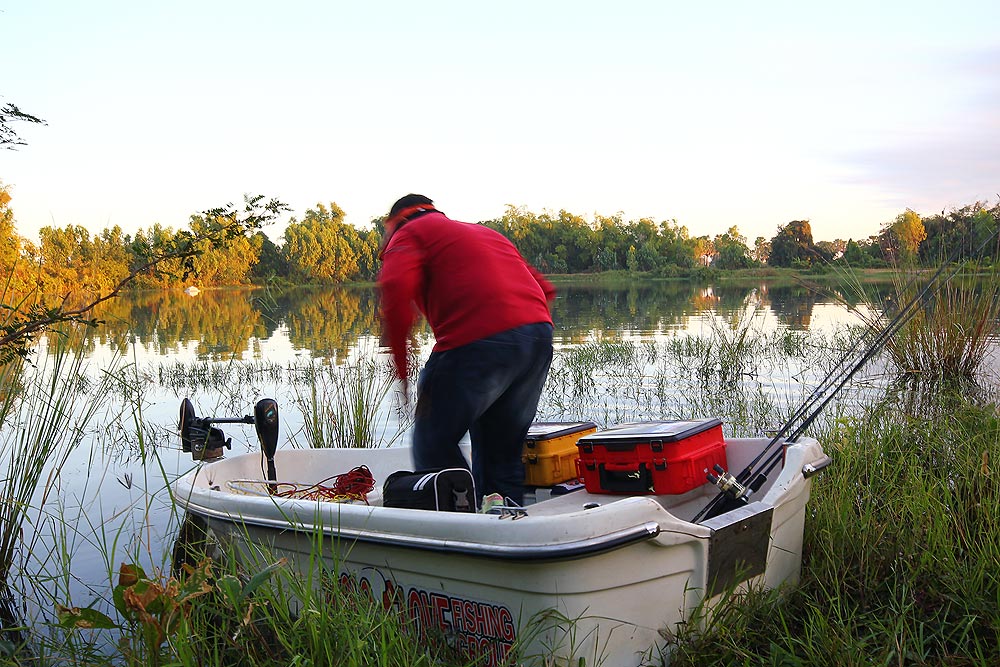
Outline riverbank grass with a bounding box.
[669,397,1000,666]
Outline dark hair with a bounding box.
[389,194,436,219]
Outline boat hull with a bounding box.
[173,437,828,666]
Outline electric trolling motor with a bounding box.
[178,397,280,486]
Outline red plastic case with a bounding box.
[576,419,727,495]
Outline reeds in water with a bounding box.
[851,264,1000,382]
[0,332,121,583]
[291,356,410,448]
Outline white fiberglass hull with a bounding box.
[172,437,828,667]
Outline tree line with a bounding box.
[2,184,998,297]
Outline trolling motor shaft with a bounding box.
[254,398,279,492]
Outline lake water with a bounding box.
[5,279,898,638]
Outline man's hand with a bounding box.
[397,378,411,412]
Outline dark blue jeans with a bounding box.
[411,322,554,506]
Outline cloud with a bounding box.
[841,46,1000,211]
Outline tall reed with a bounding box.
[291,356,410,448]
[847,263,1000,381]
[701,288,766,382]
[0,331,121,583]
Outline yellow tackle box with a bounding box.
[522,421,598,487]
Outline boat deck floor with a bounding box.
[515,483,715,523]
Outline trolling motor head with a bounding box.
[254,399,279,461]
[178,398,233,461]
[254,398,279,487]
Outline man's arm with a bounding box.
[528,264,556,303]
[377,234,425,383]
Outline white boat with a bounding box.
[183,286,200,296]
[172,429,830,667]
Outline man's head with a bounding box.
[381,194,438,256]
[389,194,434,220]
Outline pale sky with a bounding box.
[2,1,998,246]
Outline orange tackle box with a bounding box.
[522,421,598,487]
[576,418,727,495]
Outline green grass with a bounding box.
[0,331,124,583]
[837,261,1000,383]
[668,398,1000,667]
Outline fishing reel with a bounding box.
[178,397,279,463]
[705,464,748,501]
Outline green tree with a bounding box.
[626,245,638,272]
[918,202,1000,264]
[768,220,820,267]
[753,237,770,265]
[129,224,184,289]
[712,226,753,269]
[692,236,714,266]
[37,224,91,292]
[0,184,33,292]
[1,194,287,362]
[656,219,696,268]
[355,227,381,281]
[880,210,927,265]
[90,225,131,293]
[547,210,594,272]
[841,239,869,266]
[485,206,595,273]
[187,213,258,285]
[282,203,364,283]
[593,213,627,271]
[249,231,288,280]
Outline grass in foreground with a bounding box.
[669,394,1000,667]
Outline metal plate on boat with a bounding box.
[704,502,772,597]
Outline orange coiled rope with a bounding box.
[268,465,376,503]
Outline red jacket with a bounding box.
[378,211,555,380]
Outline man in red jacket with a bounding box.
[378,194,555,506]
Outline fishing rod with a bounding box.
[693,225,1000,523]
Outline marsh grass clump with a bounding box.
[701,289,766,382]
[848,264,1000,382]
[891,273,999,380]
[0,332,121,583]
[157,359,284,393]
[291,357,409,448]
[538,324,870,441]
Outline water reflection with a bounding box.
[0,584,25,650]
[68,281,871,363]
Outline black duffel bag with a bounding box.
[382,469,476,512]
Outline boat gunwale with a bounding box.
[187,500,663,561]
